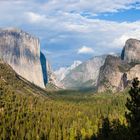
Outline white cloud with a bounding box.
[0,0,140,68]
[112,28,140,47]
[25,12,46,23]
[43,0,140,14]
[78,46,94,54]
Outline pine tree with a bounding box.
[125,78,140,140]
[97,117,111,140]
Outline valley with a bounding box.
[0,83,128,139]
[0,59,130,139]
[0,28,139,140]
[1,0,140,139]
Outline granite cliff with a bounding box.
[97,38,140,93]
[57,38,140,92]
[0,28,45,88]
[97,55,125,92]
[121,39,140,63]
[0,28,64,89]
[1,28,139,92]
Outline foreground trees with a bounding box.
[126,78,140,140]
[96,78,140,140]
[0,78,140,140]
[0,82,127,140]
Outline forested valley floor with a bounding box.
[0,84,130,140]
[0,61,139,140]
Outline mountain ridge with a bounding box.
[56,38,140,92]
[0,27,139,93]
[61,55,106,89]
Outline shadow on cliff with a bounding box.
[40,52,48,85]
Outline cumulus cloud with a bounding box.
[0,0,140,69]
[78,46,94,54]
[112,28,140,47]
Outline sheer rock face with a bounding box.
[40,52,48,85]
[97,55,124,93]
[0,28,45,88]
[97,58,140,93]
[40,53,63,88]
[62,55,106,89]
[97,39,140,93]
[121,39,140,63]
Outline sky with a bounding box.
[0,0,140,70]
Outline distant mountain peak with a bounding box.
[60,55,106,90]
[55,60,82,81]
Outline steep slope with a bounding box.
[97,38,140,93]
[62,55,106,89]
[0,28,45,88]
[0,60,49,97]
[97,55,124,92]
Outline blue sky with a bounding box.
[0,0,140,70]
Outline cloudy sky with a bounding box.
[0,0,140,69]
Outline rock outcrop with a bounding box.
[46,60,64,88]
[0,28,45,88]
[97,39,140,93]
[62,55,106,89]
[97,55,123,92]
[121,38,140,63]
[126,64,140,81]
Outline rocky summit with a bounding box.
[97,38,140,93]
[0,28,45,88]
[121,38,140,63]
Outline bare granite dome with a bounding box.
[121,38,140,63]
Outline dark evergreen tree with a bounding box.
[125,78,140,140]
[97,117,111,140]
